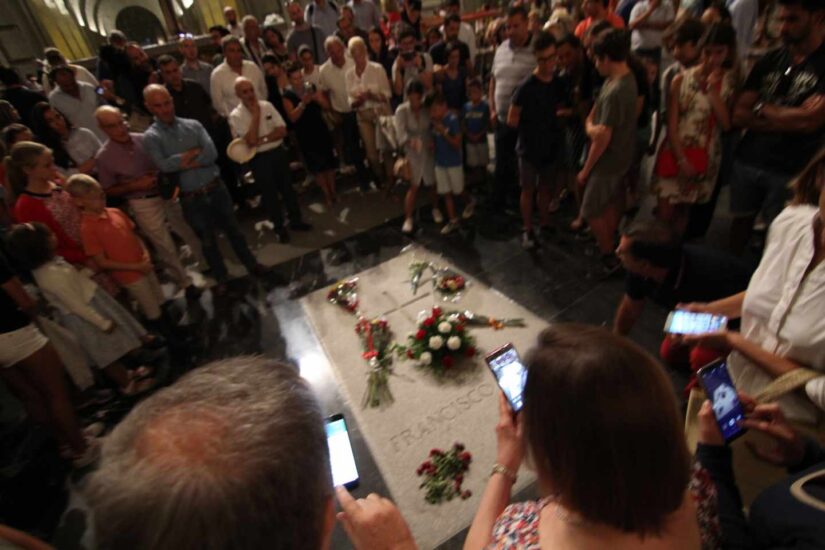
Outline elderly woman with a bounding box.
[683,145,825,425]
[345,36,393,189]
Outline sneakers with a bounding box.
[462,200,476,220]
[71,437,101,469]
[441,220,460,235]
[432,208,444,224]
[402,217,414,234]
[522,230,537,250]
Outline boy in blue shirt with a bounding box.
[427,92,474,234]
[462,78,490,189]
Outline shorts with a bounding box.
[435,166,465,195]
[465,142,489,168]
[519,158,558,189]
[729,159,792,224]
[581,173,624,219]
[0,324,48,368]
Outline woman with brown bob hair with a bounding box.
[465,324,706,548]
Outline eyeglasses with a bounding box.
[177,33,195,41]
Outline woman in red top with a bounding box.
[6,141,118,294]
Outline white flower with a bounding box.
[419,351,433,365]
[417,310,429,323]
[447,336,461,350]
[438,321,452,334]
[429,336,444,350]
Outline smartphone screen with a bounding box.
[664,310,728,335]
[698,359,746,442]
[485,343,527,412]
[325,414,359,489]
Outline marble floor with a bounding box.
[4,180,740,549]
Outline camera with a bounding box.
[303,81,316,94]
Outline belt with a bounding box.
[129,193,160,201]
[180,179,220,199]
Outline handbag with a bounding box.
[655,83,717,178]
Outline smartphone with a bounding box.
[664,310,728,335]
[95,86,105,95]
[325,414,359,489]
[484,343,527,413]
[697,358,747,443]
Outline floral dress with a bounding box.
[652,66,734,205]
[487,462,721,549]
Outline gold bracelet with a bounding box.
[490,463,518,484]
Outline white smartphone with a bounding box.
[325,414,359,489]
[484,343,527,413]
[664,310,727,335]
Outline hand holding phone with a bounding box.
[485,343,527,413]
[664,310,728,335]
[325,414,359,489]
[697,359,746,443]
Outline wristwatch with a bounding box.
[490,463,518,483]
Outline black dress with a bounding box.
[282,88,337,174]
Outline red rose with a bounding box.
[462,490,472,499]
[455,324,465,332]
[465,346,476,357]
[442,355,454,368]
[459,451,472,462]
[432,306,442,316]
[429,449,441,457]
[423,317,435,327]
[416,329,426,340]
[406,349,415,358]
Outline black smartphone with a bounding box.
[484,343,527,413]
[697,358,747,443]
[325,413,359,490]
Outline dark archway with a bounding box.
[115,6,166,45]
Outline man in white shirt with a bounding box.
[48,66,106,141]
[41,48,98,95]
[442,0,478,66]
[349,0,381,32]
[629,0,675,59]
[319,36,372,189]
[242,15,268,67]
[306,0,341,38]
[727,0,758,60]
[211,36,268,118]
[229,77,310,242]
[224,6,244,38]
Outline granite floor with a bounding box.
[4,176,741,549]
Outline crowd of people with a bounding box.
[0,0,824,547]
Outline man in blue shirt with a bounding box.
[142,84,266,290]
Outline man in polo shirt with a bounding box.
[319,36,372,190]
[158,55,241,207]
[211,36,268,118]
[49,65,106,141]
[95,106,204,298]
[142,85,266,290]
[229,77,311,244]
[489,5,535,212]
[306,0,341,38]
[178,35,214,94]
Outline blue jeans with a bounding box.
[180,182,257,282]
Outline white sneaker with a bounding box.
[72,437,101,469]
[522,230,537,250]
[462,200,476,220]
[441,220,459,235]
[432,208,444,224]
[402,217,414,234]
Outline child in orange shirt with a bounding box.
[66,174,164,324]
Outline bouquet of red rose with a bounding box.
[416,442,473,504]
[327,278,359,313]
[355,316,395,408]
[399,306,476,373]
